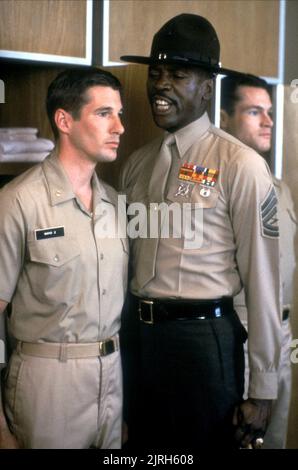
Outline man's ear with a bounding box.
[220,109,229,130]
[54,109,73,135]
[202,79,214,102]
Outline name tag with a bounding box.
[35,226,65,240]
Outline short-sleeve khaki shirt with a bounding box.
[0,152,128,343]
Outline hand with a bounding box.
[0,427,20,449]
[233,398,272,448]
[122,420,128,446]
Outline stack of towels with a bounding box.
[0,127,54,162]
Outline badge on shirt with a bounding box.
[178,163,219,187]
[176,163,219,198]
[174,182,194,198]
[35,226,65,240]
[260,187,279,238]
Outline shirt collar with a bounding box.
[42,150,115,207]
[164,112,211,158]
[42,150,75,206]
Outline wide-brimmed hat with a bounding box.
[121,14,242,76]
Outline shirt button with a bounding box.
[100,253,104,260]
[54,255,59,262]
[102,289,106,295]
[55,189,62,197]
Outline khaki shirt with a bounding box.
[121,113,282,399]
[0,152,128,343]
[235,176,297,318]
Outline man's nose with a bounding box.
[154,72,172,90]
[262,112,273,127]
[112,115,125,135]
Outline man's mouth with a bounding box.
[106,141,119,148]
[152,96,175,114]
[259,133,271,139]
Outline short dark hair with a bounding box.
[46,68,122,139]
[221,74,270,115]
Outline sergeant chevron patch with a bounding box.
[260,186,279,238]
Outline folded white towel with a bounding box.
[0,127,38,135]
[0,134,37,141]
[0,139,54,154]
[0,152,50,162]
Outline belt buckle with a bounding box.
[99,338,115,356]
[139,300,154,325]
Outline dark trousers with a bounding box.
[121,301,247,451]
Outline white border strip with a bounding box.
[274,0,286,178]
[214,73,224,127]
[274,84,284,178]
[0,0,93,65]
[278,0,286,83]
[102,0,123,66]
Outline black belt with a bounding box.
[282,308,290,321]
[137,297,233,324]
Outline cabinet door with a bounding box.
[0,0,93,65]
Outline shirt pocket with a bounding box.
[28,238,80,266]
[167,181,219,207]
[166,184,220,250]
[26,238,81,302]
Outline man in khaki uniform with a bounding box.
[221,74,297,448]
[0,68,128,449]
[120,14,282,449]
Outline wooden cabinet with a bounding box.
[0,0,282,77]
[0,0,93,65]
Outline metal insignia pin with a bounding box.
[175,183,191,197]
[200,187,210,198]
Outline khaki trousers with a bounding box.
[4,348,122,449]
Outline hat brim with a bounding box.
[120,55,244,77]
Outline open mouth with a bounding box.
[152,96,174,114]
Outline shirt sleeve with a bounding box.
[228,150,282,399]
[0,187,26,302]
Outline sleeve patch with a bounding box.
[260,186,279,238]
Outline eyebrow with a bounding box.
[94,106,113,112]
[94,106,123,113]
[242,105,273,112]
